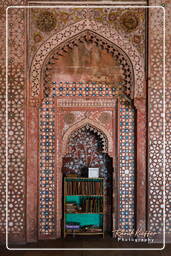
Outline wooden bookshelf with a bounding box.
[63,177,104,238]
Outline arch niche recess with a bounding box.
[62,119,112,156]
[62,121,114,234]
[27,19,147,242]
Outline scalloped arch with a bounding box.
[62,118,113,156]
[43,29,134,99]
[30,19,145,101]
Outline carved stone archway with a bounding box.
[42,29,134,100]
[27,19,146,242]
[29,19,145,105]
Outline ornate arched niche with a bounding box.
[27,21,146,242]
[29,19,145,104]
[41,30,134,100]
[62,119,113,157]
[62,123,109,176]
[62,122,114,234]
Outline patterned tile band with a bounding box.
[39,97,56,236]
[148,4,164,240]
[50,81,126,98]
[118,102,135,237]
[39,83,135,236]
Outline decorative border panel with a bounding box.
[165,0,171,237]
[7,5,26,242]
[50,81,121,97]
[0,58,6,237]
[39,97,56,237]
[39,94,136,238]
[148,2,165,241]
[117,102,135,239]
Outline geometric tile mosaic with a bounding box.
[50,81,123,98]
[0,0,26,241]
[0,0,170,244]
[148,4,165,239]
[165,87,171,233]
[165,0,171,235]
[39,97,56,236]
[39,94,136,237]
[118,102,135,237]
[148,88,164,237]
[7,6,26,238]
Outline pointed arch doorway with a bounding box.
[54,102,116,238]
[27,26,146,243]
[41,29,129,238]
[62,123,114,236]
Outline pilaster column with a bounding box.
[134,98,147,238]
[26,101,39,242]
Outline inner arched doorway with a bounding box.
[62,124,114,236]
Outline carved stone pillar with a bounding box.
[26,102,39,242]
[134,98,147,237]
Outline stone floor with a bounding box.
[1,236,170,256]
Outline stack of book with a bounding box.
[81,225,102,233]
[65,222,80,232]
[65,202,78,213]
[65,180,103,195]
[82,197,103,213]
